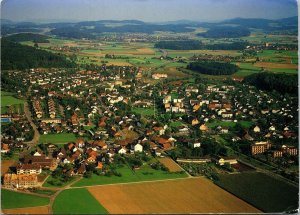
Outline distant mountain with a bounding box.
[0,19,14,25]
[1,16,297,38]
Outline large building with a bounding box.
[16,164,42,175]
[3,173,38,188]
[251,141,272,155]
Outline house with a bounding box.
[118,147,127,154]
[134,143,143,152]
[23,155,57,170]
[199,124,208,132]
[96,161,103,169]
[75,139,85,148]
[1,143,10,153]
[212,156,237,166]
[191,118,200,126]
[77,163,86,174]
[16,164,42,175]
[253,126,261,133]
[189,142,201,148]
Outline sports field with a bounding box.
[39,133,77,144]
[87,177,261,214]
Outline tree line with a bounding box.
[197,26,251,38]
[1,39,76,70]
[4,33,50,43]
[154,40,248,50]
[187,61,239,75]
[243,72,298,95]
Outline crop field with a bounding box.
[1,189,50,209]
[39,133,77,144]
[254,62,298,69]
[72,164,187,187]
[215,172,299,212]
[53,188,108,214]
[1,160,16,176]
[158,157,183,172]
[2,206,49,214]
[88,177,260,214]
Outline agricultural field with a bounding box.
[1,160,16,176]
[1,189,50,209]
[72,164,187,187]
[158,157,183,172]
[2,206,49,214]
[52,188,108,214]
[39,133,77,144]
[215,172,299,212]
[88,177,260,214]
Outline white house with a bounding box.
[189,142,201,148]
[118,147,127,154]
[134,143,143,152]
[253,126,261,133]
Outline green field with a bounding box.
[53,188,108,214]
[1,189,50,209]
[207,120,253,129]
[132,107,155,116]
[72,164,187,187]
[43,175,79,188]
[1,92,24,107]
[215,172,299,212]
[40,133,77,144]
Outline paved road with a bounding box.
[23,102,40,146]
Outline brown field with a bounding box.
[2,206,49,214]
[1,160,16,176]
[135,48,155,55]
[254,62,298,69]
[158,157,183,172]
[88,177,261,214]
[106,61,132,66]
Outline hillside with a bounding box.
[1,39,76,70]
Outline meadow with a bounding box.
[39,133,77,144]
[1,189,50,209]
[53,188,108,214]
[215,172,299,212]
[72,164,187,187]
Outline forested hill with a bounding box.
[4,33,49,43]
[1,39,76,70]
[187,61,239,75]
[243,72,298,95]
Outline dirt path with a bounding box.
[23,101,40,145]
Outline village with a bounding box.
[1,63,298,189]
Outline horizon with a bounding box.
[1,0,298,23]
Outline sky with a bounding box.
[1,0,298,23]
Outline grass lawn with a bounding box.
[31,189,57,196]
[72,164,187,187]
[1,189,50,209]
[43,175,79,188]
[40,133,77,144]
[53,188,108,214]
[170,121,184,128]
[215,172,299,213]
[207,120,253,129]
[1,92,24,107]
[132,107,155,116]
